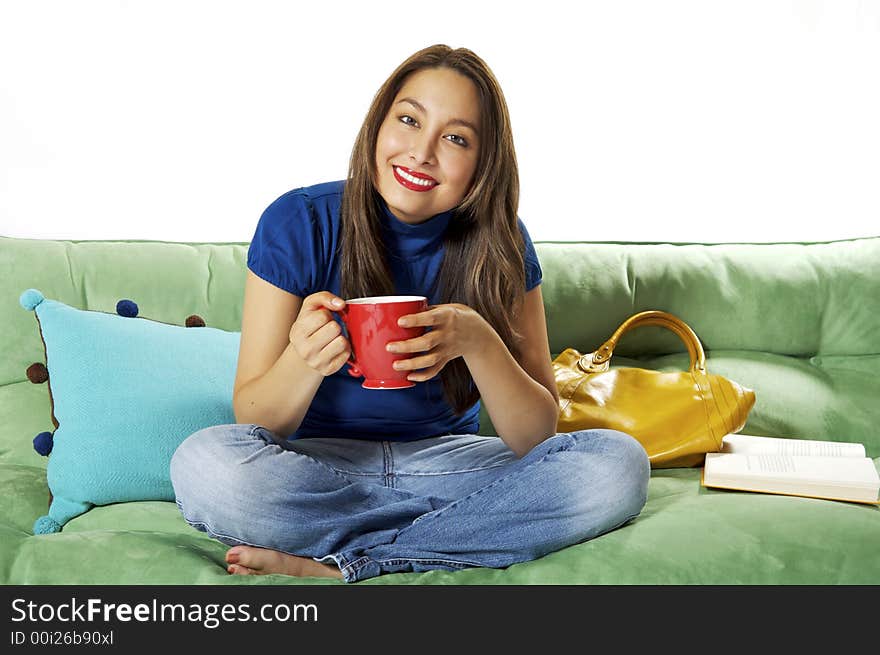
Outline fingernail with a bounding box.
[227,553,239,564]
[398,319,408,327]
[227,565,235,574]
[386,344,396,352]
[332,299,343,307]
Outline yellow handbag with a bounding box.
[553,310,756,468]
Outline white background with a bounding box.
[1,0,878,243]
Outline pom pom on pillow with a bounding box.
[115,299,139,317]
[33,431,54,456]
[19,288,45,311]
[27,362,49,384]
[33,515,62,535]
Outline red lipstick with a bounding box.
[393,166,438,192]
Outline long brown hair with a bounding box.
[340,44,525,415]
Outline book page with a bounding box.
[722,433,865,458]
[748,454,796,474]
[703,452,880,503]
[708,453,878,485]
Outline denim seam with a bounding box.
[327,470,384,478]
[314,553,358,583]
[374,556,481,568]
[337,553,483,581]
[381,441,394,488]
[394,463,509,476]
[328,463,508,476]
[339,556,372,580]
[315,552,347,567]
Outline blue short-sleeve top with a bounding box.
[246,179,543,441]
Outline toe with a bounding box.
[227,564,256,575]
[230,545,264,570]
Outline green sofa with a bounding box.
[2,234,878,585]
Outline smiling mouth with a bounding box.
[393,166,439,191]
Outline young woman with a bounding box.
[170,44,649,583]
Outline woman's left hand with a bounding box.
[386,303,493,382]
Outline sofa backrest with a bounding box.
[3,235,878,454]
[538,239,880,359]
[2,237,249,387]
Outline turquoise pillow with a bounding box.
[20,289,239,534]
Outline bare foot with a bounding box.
[225,546,343,579]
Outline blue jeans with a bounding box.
[169,424,649,583]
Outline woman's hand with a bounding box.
[289,292,351,377]
[385,303,493,382]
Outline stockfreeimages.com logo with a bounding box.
[11,597,318,630]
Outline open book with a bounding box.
[702,434,880,504]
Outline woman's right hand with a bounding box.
[289,292,351,377]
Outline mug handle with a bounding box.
[334,305,362,379]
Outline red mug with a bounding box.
[338,295,428,389]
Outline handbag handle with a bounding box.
[579,310,707,374]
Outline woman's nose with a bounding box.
[409,131,437,165]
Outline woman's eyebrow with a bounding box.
[396,97,479,135]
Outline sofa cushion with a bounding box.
[19,289,238,534]
[1,461,877,584]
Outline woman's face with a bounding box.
[374,67,481,225]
